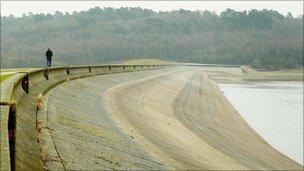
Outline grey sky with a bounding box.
[1,1,303,18]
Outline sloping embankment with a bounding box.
[0,64,166,171]
[106,67,302,170]
[1,65,302,170]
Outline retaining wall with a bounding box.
[0,64,168,171]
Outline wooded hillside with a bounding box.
[1,7,303,68]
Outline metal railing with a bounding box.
[0,63,170,171]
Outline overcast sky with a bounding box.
[1,1,303,18]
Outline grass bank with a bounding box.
[124,58,176,65]
[204,67,303,83]
[0,74,14,83]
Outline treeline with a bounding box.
[1,7,303,68]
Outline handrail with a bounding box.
[0,63,171,171]
[0,62,241,170]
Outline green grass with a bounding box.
[0,74,14,83]
[0,68,39,73]
[0,68,40,83]
[124,58,176,65]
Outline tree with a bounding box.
[0,8,302,68]
[286,12,293,19]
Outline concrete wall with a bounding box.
[0,64,169,171]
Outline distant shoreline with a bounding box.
[205,68,304,84]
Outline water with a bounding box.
[219,81,303,165]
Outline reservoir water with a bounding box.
[219,81,303,165]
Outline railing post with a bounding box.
[44,69,49,80]
[21,73,29,94]
[8,104,16,171]
[66,67,71,75]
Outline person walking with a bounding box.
[45,48,53,67]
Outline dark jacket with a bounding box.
[46,49,53,61]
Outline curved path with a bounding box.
[43,67,301,170]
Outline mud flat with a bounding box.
[41,66,302,170]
